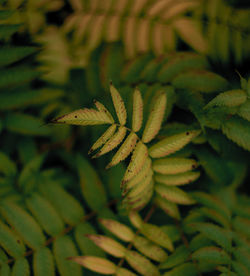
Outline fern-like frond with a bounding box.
[204,89,247,109]
[222,117,250,151]
[195,0,250,64]
[53,85,201,211]
[63,0,205,65]
[0,153,116,275]
[71,212,177,275]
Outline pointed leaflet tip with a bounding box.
[50,114,66,124]
[88,148,93,155]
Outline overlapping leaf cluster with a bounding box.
[0,1,249,276]
[52,84,201,212]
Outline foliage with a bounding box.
[0,0,249,276]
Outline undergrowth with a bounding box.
[0,1,249,276]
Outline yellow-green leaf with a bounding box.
[99,218,135,242]
[154,196,180,220]
[153,157,198,174]
[89,124,117,154]
[149,130,200,158]
[52,108,113,125]
[142,91,167,143]
[93,126,127,158]
[132,88,143,132]
[155,171,200,186]
[125,250,160,276]
[106,132,138,169]
[122,141,148,183]
[122,157,152,193]
[70,256,116,275]
[155,185,195,205]
[86,234,126,258]
[94,100,114,123]
[110,84,127,125]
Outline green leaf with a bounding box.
[5,113,50,136]
[122,53,153,83]
[53,236,82,276]
[157,52,208,83]
[12,258,29,276]
[76,154,107,211]
[238,100,250,122]
[195,147,231,185]
[0,24,21,39]
[26,193,64,236]
[33,248,55,276]
[0,46,36,67]
[198,207,230,228]
[140,223,174,252]
[189,234,214,252]
[19,154,46,193]
[189,222,232,251]
[192,246,231,265]
[0,10,14,20]
[191,192,231,222]
[0,89,63,110]
[172,70,229,93]
[0,263,10,276]
[222,117,250,151]
[0,249,10,276]
[0,221,25,257]
[39,181,85,225]
[0,151,16,176]
[0,201,46,249]
[232,261,249,276]
[17,137,37,164]
[0,67,41,88]
[233,248,250,271]
[125,250,160,276]
[204,89,247,109]
[160,245,189,269]
[74,222,106,257]
[163,262,197,276]
[133,235,168,262]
